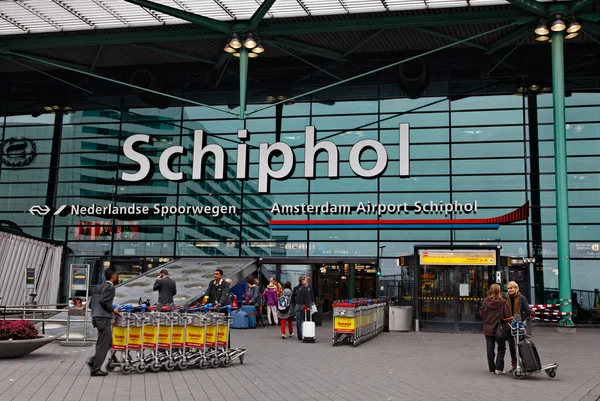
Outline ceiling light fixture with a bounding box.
[564,31,579,40]
[535,35,550,42]
[551,15,566,32]
[229,33,242,49]
[567,17,581,33]
[534,19,549,35]
[244,33,257,49]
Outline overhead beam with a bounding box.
[484,23,532,54]
[505,0,547,16]
[342,29,384,58]
[130,43,216,65]
[583,22,600,36]
[413,28,488,51]
[266,37,345,61]
[5,9,578,51]
[5,49,238,117]
[124,0,231,34]
[2,29,226,50]
[248,0,277,31]
[259,10,538,35]
[569,0,595,15]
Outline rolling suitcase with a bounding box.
[230,310,249,329]
[519,339,542,372]
[241,305,257,328]
[312,310,323,326]
[302,310,316,343]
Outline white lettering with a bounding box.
[304,126,338,178]
[122,134,152,182]
[349,140,388,177]
[259,142,294,193]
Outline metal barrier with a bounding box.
[332,299,385,347]
[0,304,71,335]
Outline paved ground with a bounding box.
[0,322,599,401]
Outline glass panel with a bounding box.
[420,265,456,323]
[458,266,488,323]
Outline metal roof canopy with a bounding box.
[0,0,524,35]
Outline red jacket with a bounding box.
[479,298,511,336]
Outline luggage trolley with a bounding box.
[332,301,357,346]
[511,314,558,380]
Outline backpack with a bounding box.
[278,293,290,311]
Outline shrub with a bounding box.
[0,320,38,341]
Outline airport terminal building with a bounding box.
[1,0,599,331]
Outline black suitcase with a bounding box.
[312,311,323,326]
[519,339,542,372]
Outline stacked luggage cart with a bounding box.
[107,304,246,374]
[332,299,385,347]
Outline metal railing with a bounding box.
[1,303,72,335]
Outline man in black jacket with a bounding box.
[202,269,231,308]
[153,269,177,306]
[291,276,312,341]
[87,268,120,377]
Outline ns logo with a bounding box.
[1,138,37,167]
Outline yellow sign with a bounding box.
[217,325,229,347]
[128,326,142,349]
[143,325,157,348]
[420,250,496,266]
[185,325,205,348]
[171,325,184,348]
[112,326,127,350]
[205,325,216,347]
[158,326,171,348]
[334,317,355,333]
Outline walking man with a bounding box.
[153,269,177,306]
[87,268,120,376]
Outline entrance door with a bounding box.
[419,264,493,333]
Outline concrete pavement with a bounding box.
[0,323,598,401]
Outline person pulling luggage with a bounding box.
[292,276,312,341]
[506,281,530,372]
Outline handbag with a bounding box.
[495,320,509,341]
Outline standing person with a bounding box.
[278,281,294,339]
[292,276,312,341]
[263,282,279,326]
[506,281,531,372]
[269,277,282,299]
[153,269,177,306]
[203,269,231,308]
[245,278,265,327]
[87,268,120,377]
[479,284,512,375]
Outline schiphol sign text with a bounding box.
[122,124,410,193]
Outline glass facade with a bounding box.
[1,89,600,310]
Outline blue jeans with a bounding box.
[295,305,304,341]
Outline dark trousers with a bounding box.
[485,335,506,372]
[91,318,112,372]
[295,305,304,341]
[508,334,517,363]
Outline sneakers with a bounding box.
[289,332,294,338]
[494,370,505,375]
[281,334,286,339]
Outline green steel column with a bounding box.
[551,29,574,327]
[348,264,356,300]
[239,48,248,120]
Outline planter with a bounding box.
[0,335,55,359]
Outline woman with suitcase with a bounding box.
[479,284,512,375]
[506,281,531,372]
